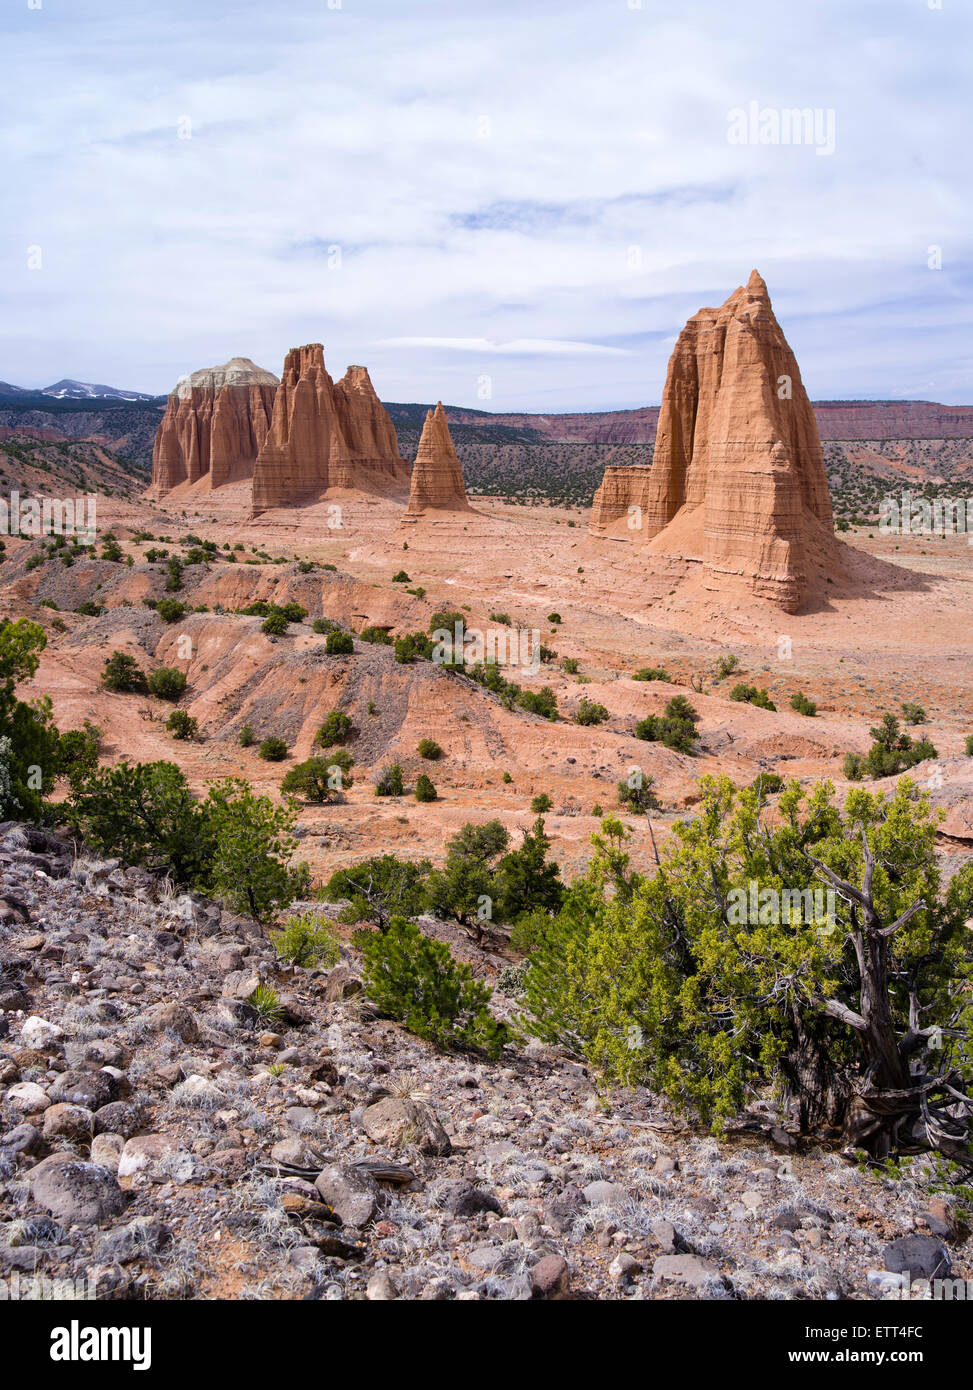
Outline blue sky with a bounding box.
[2,0,970,410]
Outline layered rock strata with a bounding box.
[589,271,837,611]
[251,346,408,510]
[151,358,278,495]
[401,402,473,521]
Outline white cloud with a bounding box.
[0,0,970,408]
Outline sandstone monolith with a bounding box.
[151,358,278,496]
[251,347,408,510]
[401,402,473,520]
[589,271,837,611]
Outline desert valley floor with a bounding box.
[9,490,973,885]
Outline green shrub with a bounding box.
[56,720,102,787]
[574,697,609,726]
[325,630,354,655]
[272,911,341,968]
[166,710,198,740]
[518,686,558,720]
[165,556,183,592]
[261,611,289,635]
[530,792,553,814]
[281,753,353,802]
[729,682,776,711]
[359,625,393,645]
[375,762,404,796]
[246,983,284,1026]
[790,691,817,717]
[521,778,973,1156]
[750,771,784,797]
[563,658,580,675]
[901,701,927,726]
[415,773,437,802]
[635,695,699,754]
[101,651,148,694]
[547,613,561,624]
[315,710,354,747]
[322,854,430,930]
[148,666,187,701]
[391,570,410,582]
[857,714,938,779]
[715,654,740,680]
[966,735,973,757]
[155,599,188,624]
[394,632,433,663]
[843,752,864,781]
[361,917,508,1058]
[238,725,255,748]
[258,737,288,762]
[0,619,61,818]
[617,770,658,813]
[67,759,211,883]
[633,667,670,682]
[417,738,442,760]
[312,617,338,635]
[201,777,310,922]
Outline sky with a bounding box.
[1,0,970,411]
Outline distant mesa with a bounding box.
[151,357,279,496]
[251,345,409,511]
[589,270,840,613]
[400,402,474,522]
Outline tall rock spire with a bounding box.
[402,402,473,519]
[250,347,408,510]
[589,271,837,611]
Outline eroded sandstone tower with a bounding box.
[151,358,279,496]
[589,271,836,611]
[251,346,408,510]
[401,402,473,521]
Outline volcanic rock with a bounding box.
[401,402,473,520]
[251,346,408,510]
[151,357,278,496]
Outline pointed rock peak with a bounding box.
[283,344,327,379]
[589,271,835,612]
[419,401,458,458]
[340,364,380,396]
[404,399,470,516]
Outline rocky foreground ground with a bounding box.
[0,822,966,1302]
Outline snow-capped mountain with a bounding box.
[40,379,158,402]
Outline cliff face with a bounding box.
[402,402,473,520]
[589,272,838,612]
[251,347,408,510]
[587,465,654,539]
[151,358,278,496]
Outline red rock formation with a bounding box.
[151,358,278,496]
[590,271,838,611]
[401,402,473,520]
[251,347,408,510]
[588,465,653,539]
